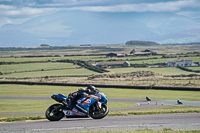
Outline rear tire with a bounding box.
[89,103,109,119]
[45,104,64,121]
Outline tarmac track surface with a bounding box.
[0,96,200,132]
[0,113,200,132]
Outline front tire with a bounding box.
[45,104,64,121]
[89,103,109,119]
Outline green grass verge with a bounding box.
[1,84,200,101]
[0,114,45,122]
[0,100,57,113]
[0,99,136,113]
[0,116,45,122]
[108,106,200,116]
[0,84,79,97]
[100,87,200,101]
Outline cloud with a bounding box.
[176,11,200,18]
[0,0,199,27]
[67,0,198,12]
[0,4,58,17]
[0,0,199,17]
[0,3,58,27]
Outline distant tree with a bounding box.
[125,40,159,46]
[40,44,50,47]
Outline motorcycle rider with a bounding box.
[65,85,97,110]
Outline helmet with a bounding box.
[86,85,96,93]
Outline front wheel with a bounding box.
[45,104,64,121]
[89,103,109,119]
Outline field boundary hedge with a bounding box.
[177,65,200,73]
[0,81,199,91]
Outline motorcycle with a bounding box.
[45,89,109,121]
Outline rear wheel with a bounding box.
[89,103,109,119]
[45,104,64,121]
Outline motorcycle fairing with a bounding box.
[97,91,108,104]
[77,95,100,110]
[63,108,87,117]
[51,94,68,103]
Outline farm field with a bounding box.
[106,67,199,75]
[0,62,79,73]
[129,56,200,65]
[0,56,103,62]
[1,44,200,56]
[0,44,199,87]
[0,68,96,78]
[0,44,200,123]
[188,67,200,70]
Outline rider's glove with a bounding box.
[68,92,78,99]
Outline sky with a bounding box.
[0,0,200,28]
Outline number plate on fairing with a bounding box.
[63,110,72,116]
[63,108,86,116]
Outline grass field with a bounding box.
[0,84,200,101]
[0,56,103,63]
[0,99,136,113]
[130,57,199,65]
[0,68,97,78]
[108,106,200,116]
[106,67,198,75]
[0,49,199,88]
[0,62,79,73]
[188,67,200,70]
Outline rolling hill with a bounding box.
[0,11,200,47]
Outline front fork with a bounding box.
[97,102,102,109]
[93,102,103,114]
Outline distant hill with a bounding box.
[125,40,159,46]
[0,11,200,47]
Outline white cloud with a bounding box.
[0,4,59,27]
[0,0,199,17]
[68,0,199,12]
[0,4,15,10]
[176,11,200,18]
[0,0,199,27]
[0,5,57,17]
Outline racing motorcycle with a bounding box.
[45,89,109,121]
